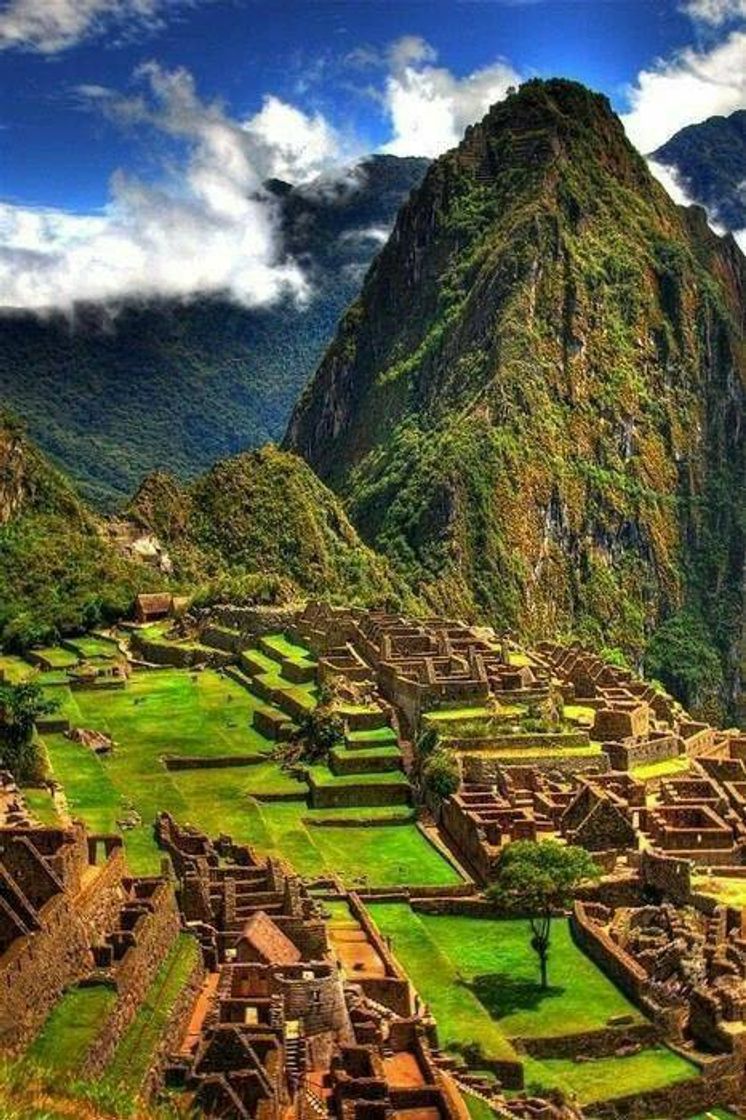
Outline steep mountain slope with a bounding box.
[0,413,156,647]
[653,110,746,231]
[0,414,406,648]
[128,446,408,609]
[286,80,746,711]
[0,156,427,509]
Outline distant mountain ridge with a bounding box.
[0,154,428,508]
[652,109,746,231]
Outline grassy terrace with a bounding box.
[367,905,699,1103]
[41,663,460,887]
[33,646,80,670]
[64,636,120,660]
[260,633,315,666]
[21,786,61,826]
[28,985,116,1073]
[460,744,603,760]
[692,874,746,909]
[522,1047,698,1106]
[0,653,35,683]
[103,934,198,1094]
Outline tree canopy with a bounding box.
[488,840,600,989]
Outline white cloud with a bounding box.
[380,35,520,158]
[0,63,342,310]
[646,159,699,208]
[246,96,347,183]
[0,0,192,53]
[0,38,526,309]
[621,29,746,152]
[680,0,746,24]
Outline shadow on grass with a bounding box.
[461,972,565,1020]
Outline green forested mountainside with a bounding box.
[286,79,746,714]
[128,446,408,609]
[0,415,407,648]
[0,414,158,647]
[0,156,427,509]
[653,110,746,231]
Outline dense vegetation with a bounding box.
[129,445,410,609]
[653,109,746,230]
[0,414,159,649]
[0,415,409,649]
[287,80,746,715]
[0,156,427,508]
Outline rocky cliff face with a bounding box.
[286,80,746,712]
[0,414,83,526]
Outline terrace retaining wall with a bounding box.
[587,1055,739,1119]
[82,881,181,1076]
[142,950,206,1099]
[516,1021,659,1059]
[1,841,126,1055]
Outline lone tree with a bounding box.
[487,840,599,990]
[0,679,58,781]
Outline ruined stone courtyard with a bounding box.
[3,601,746,1119]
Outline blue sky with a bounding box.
[0,0,744,308]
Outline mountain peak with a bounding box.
[285,80,745,700]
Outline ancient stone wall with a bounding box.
[604,735,681,771]
[588,1056,739,1119]
[82,880,182,1076]
[640,850,693,905]
[142,949,206,1099]
[569,902,648,1006]
[0,841,126,1055]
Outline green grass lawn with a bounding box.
[692,874,746,908]
[365,905,698,1101]
[28,985,117,1073]
[366,906,643,1045]
[70,669,276,759]
[463,1094,498,1120]
[306,765,407,787]
[103,934,198,1093]
[260,633,316,666]
[42,668,459,887]
[563,704,596,725]
[346,727,399,744]
[0,653,35,683]
[460,744,602,760]
[632,757,692,781]
[33,646,80,670]
[64,636,120,660]
[523,1047,699,1105]
[423,707,494,724]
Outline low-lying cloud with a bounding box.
[0,62,353,310]
[0,36,523,311]
[1,25,743,313]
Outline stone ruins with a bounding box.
[6,599,746,1117]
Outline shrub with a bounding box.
[421,749,460,804]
